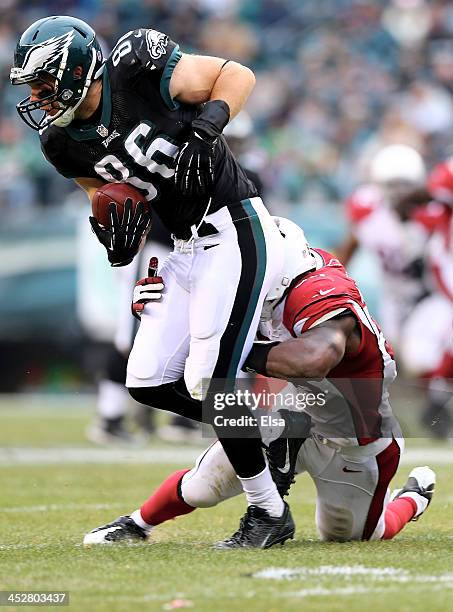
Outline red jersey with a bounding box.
[280,248,397,445]
[345,184,382,224]
[346,183,447,234]
[429,208,453,302]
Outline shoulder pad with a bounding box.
[283,265,363,336]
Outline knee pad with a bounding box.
[180,468,222,508]
[180,443,242,508]
[317,503,354,542]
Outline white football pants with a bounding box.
[126,198,284,400]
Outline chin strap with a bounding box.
[52,106,75,127]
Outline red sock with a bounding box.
[434,350,453,379]
[140,469,195,526]
[382,497,417,540]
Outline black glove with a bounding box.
[89,198,151,267]
[174,99,230,199]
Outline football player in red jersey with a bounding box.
[336,145,451,382]
[418,160,453,437]
[84,218,435,547]
[378,159,453,437]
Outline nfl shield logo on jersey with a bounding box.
[96,124,109,137]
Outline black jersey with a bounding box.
[40,28,258,237]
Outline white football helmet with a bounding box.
[267,217,316,302]
[369,145,426,185]
[223,111,253,140]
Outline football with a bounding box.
[91,182,150,227]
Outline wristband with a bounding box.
[242,341,280,376]
[192,100,230,142]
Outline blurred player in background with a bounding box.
[413,160,453,437]
[336,145,447,379]
[86,216,173,445]
[84,218,436,546]
[367,157,453,437]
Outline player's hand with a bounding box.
[174,131,215,199]
[89,198,151,267]
[132,257,165,320]
[174,99,230,199]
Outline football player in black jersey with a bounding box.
[11,16,293,548]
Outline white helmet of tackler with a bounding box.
[369,144,426,185]
[267,217,317,302]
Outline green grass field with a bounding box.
[1,397,453,612]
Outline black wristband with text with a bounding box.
[242,341,280,376]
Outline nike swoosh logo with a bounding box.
[319,288,335,296]
[277,441,291,474]
[342,466,362,473]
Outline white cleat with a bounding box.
[391,466,436,521]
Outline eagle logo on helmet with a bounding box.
[15,31,75,80]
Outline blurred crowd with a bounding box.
[1,0,453,214]
[0,0,451,438]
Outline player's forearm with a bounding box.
[75,177,106,202]
[266,338,339,379]
[245,328,346,379]
[335,233,358,266]
[209,61,255,120]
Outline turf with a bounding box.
[1,402,452,611]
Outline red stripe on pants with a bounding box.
[362,439,400,540]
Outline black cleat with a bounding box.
[83,515,148,545]
[215,502,295,549]
[265,409,311,496]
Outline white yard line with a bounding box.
[0,502,126,514]
[254,565,453,584]
[0,445,452,466]
[287,586,384,598]
[286,583,453,599]
[0,447,202,466]
[254,565,453,598]
[254,566,409,580]
[401,448,453,465]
